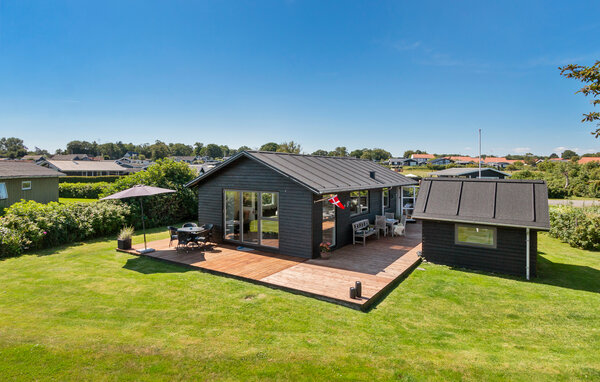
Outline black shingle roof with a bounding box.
[413,178,550,230]
[186,151,417,194]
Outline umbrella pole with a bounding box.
[140,198,147,250]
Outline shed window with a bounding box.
[22,181,32,190]
[455,224,496,248]
[0,183,7,199]
[349,190,369,216]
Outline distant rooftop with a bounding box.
[0,161,65,179]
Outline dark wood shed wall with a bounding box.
[195,156,315,258]
[421,220,537,277]
[0,177,59,210]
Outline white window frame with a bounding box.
[455,224,497,248]
[0,183,7,200]
[350,190,369,216]
[223,189,279,248]
[21,180,32,190]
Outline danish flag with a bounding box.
[328,195,345,209]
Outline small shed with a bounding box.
[412,178,550,279]
[186,151,417,258]
[0,161,65,210]
[430,167,510,179]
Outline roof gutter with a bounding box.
[412,215,550,231]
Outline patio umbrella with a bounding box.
[100,184,176,253]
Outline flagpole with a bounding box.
[478,128,482,179]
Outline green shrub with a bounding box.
[59,176,121,183]
[100,159,198,228]
[59,182,111,199]
[0,200,131,252]
[549,205,600,250]
[0,226,25,258]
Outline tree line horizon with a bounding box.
[0,136,599,162]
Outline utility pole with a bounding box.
[478,129,482,179]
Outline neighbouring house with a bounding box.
[413,178,549,279]
[428,157,454,166]
[0,161,65,210]
[21,154,48,163]
[482,157,519,169]
[115,157,153,170]
[578,157,600,165]
[51,154,90,161]
[429,167,510,179]
[388,158,418,167]
[448,156,477,163]
[40,160,136,176]
[169,156,198,164]
[186,151,418,258]
[188,163,216,175]
[410,153,435,165]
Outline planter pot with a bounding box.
[117,238,132,250]
[320,251,331,259]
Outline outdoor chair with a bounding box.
[168,226,178,247]
[176,231,191,251]
[375,215,388,237]
[394,215,407,237]
[352,219,377,246]
[183,222,198,228]
[200,223,214,244]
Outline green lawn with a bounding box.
[0,230,599,380]
[59,197,99,203]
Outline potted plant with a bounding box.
[319,242,332,259]
[117,226,134,250]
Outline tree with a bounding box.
[277,141,302,154]
[311,149,328,156]
[219,145,231,157]
[260,142,279,152]
[549,153,559,159]
[0,137,28,158]
[562,149,578,160]
[403,149,426,159]
[328,146,348,157]
[235,146,251,154]
[200,144,223,159]
[560,60,600,137]
[193,142,204,156]
[349,149,364,158]
[149,140,170,160]
[31,146,50,156]
[168,143,193,157]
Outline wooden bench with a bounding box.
[352,219,377,246]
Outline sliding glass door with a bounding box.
[224,190,279,248]
[322,194,336,247]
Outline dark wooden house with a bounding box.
[0,161,65,210]
[186,151,417,258]
[412,178,550,279]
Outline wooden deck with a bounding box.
[118,223,422,310]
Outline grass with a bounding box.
[0,230,599,380]
[59,197,99,203]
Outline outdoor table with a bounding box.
[386,218,399,237]
[177,227,208,248]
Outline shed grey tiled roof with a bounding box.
[186,151,417,194]
[430,167,510,177]
[413,178,550,230]
[0,161,65,179]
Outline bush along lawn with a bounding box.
[0,230,598,381]
[549,205,600,250]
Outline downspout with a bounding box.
[525,228,530,281]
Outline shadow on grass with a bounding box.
[535,252,600,294]
[123,256,193,274]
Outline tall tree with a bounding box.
[328,146,348,157]
[549,153,559,159]
[560,60,600,137]
[168,143,193,156]
[149,140,170,160]
[193,142,204,156]
[276,141,302,154]
[403,149,426,158]
[349,149,364,158]
[200,143,223,159]
[561,149,578,160]
[260,142,279,152]
[311,149,328,156]
[235,146,251,154]
[0,137,28,158]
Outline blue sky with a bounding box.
[1,1,599,157]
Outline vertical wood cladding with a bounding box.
[0,177,59,210]
[195,156,314,258]
[422,220,537,277]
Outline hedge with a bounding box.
[59,176,122,183]
[0,200,131,258]
[549,205,600,251]
[59,182,111,199]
